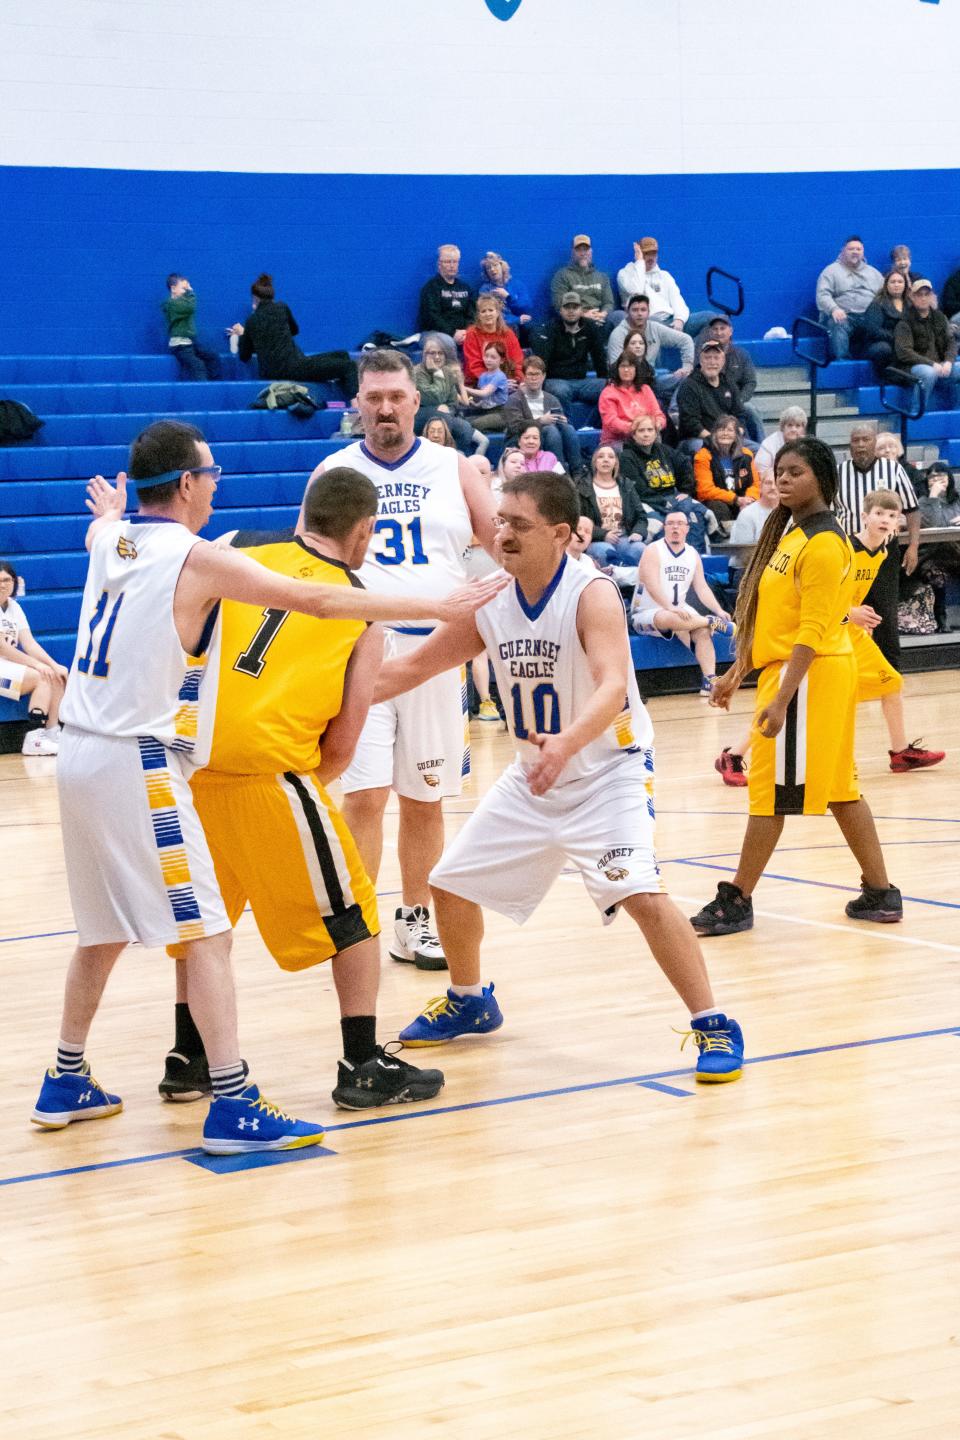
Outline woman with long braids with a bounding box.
[689,437,902,936]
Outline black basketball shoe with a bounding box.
[332,1045,445,1110]
[690,881,754,936]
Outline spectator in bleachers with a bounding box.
[516,423,564,473]
[919,462,960,529]
[413,334,486,454]
[893,278,960,408]
[0,560,66,756]
[619,413,693,512]
[695,315,763,442]
[890,245,916,282]
[694,415,760,533]
[941,263,960,336]
[815,236,884,359]
[616,237,715,336]
[463,341,511,433]
[550,235,619,332]
[873,431,924,496]
[606,293,695,385]
[162,275,221,381]
[479,252,532,331]
[417,244,476,343]
[754,405,807,479]
[495,444,526,497]
[598,351,666,446]
[532,292,607,416]
[854,270,908,378]
[422,416,457,448]
[566,515,605,572]
[503,354,584,477]
[730,471,779,544]
[577,445,648,566]
[462,295,524,385]
[677,339,748,452]
[231,274,358,398]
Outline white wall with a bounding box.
[0,0,956,175]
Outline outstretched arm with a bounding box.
[84,472,127,550]
[317,623,384,783]
[373,614,485,703]
[526,579,630,796]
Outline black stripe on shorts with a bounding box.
[282,772,372,952]
[774,689,805,815]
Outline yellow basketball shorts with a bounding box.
[851,626,904,704]
[170,768,380,970]
[749,654,860,817]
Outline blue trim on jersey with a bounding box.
[192,600,220,658]
[129,514,183,526]
[390,625,435,636]
[663,540,688,558]
[514,554,567,622]
[359,438,422,472]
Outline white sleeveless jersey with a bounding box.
[0,598,28,647]
[638,539,699,609]
[61,517,213,753]
[477,555,654,787]
[325,437,472,626]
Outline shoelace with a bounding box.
[250,1094,293,1122]
[674,1026,736,1056]
[417,994,460,1026]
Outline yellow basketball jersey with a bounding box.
[204,532,366,775]
[752,512,854,668]
[849,535,888,607]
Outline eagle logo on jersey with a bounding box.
[116,536,138,561]
[604,866,629,882]
[423,773,440,788]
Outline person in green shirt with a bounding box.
[162,274,222,381]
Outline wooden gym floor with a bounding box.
[1,672,958,1440]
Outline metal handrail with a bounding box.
[880,367,927,447]
[791,316,831,436]
[705,266,744,318]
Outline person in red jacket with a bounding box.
[693,414,760,532]
[598,351,666,446]
[462,294,525,385]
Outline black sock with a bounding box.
[27,707,47,731]
[340,1015,377,1066]
[174,1002,205,1059]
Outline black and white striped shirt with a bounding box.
[835,457,918,535]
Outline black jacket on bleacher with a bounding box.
[532,318,607,381]
[238,301,308,379]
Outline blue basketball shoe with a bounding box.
[201,1086,325,1154]
[31,1065,123,1129]
[399,984,504,1047]
[678,1014,745,1083]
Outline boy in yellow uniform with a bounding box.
[163,467,446,1110]
[848,489,944,771]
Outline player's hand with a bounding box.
[85,471,127,520]
[849,604,881,631]
[755,697,788,737]
[436,573,509,622]
[31,662,58,686]
[55,662,69,681]
[525,731,572,796]
[709,670,739,710]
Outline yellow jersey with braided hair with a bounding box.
[752,512,854,668]
[192,529,366,776]
[849,535,888,607]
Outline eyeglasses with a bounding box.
[493,514,552,534]
[189,465,222,481]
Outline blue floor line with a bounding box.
[3,1024,956,1189]
[668,857,960,911]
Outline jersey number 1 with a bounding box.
[234,608,288,677]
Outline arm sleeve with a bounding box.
[795,534,849,651]
[283,305,299,338]
[672,329,695,368]
[676,381,702,440]
[418,280,442,333]
[462,329,483,385]
[667,275,689,325]
[588,324,608,378]
[737,350,757,402]
[893,463,918,513]
[815,266,835,314]
[238,315,255,362]
[693,448,728,505]
[893,319,925,368]
[600,273,615,312]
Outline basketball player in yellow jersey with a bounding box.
[162,466,480,1110]
[690,438,902,936]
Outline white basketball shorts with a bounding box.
[0,656,30,700]
[430,749,662,925]
[631,601,698,637]
[58,727,230,948]
[340,629,468,802]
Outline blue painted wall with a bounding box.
[3,164,960,354]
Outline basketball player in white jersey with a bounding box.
[371,472,745,1082]
[30,420,504,1152]
[631,510,734,697]
[300,349,498,970]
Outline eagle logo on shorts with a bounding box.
[116,536,138,560]
[423,773,440,788]
[604,866,629,882]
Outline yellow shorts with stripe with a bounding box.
[748,655,860,817]
[169,768,380,971]
[851,626,903,703]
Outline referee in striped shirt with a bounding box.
[836,421,920,669]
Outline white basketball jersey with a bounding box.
[477,555,653,787]
[326,438,472,626]
[61,518,212,753]
[0,598,27,647]
[639,539,698,609]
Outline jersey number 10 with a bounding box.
[510,682,560,739]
